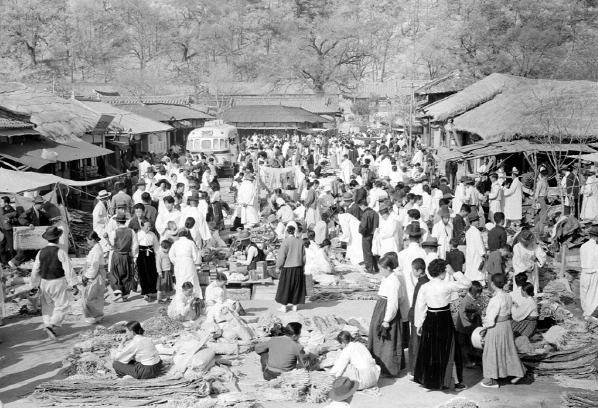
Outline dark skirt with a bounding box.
[113,360,162,379]
[512,317,538,338]
[414,305,462,390]
[109,253,136,296]
[275,266,306,305]
[408,322,419,375]
[138,246,158,295]
[209,201,225,230]
[368,297,404,376]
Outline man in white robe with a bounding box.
[339,155,354,184]
[179,193,212,246]
[452,176,469,214]
[92,190,112,254]
[338,213,364,265]
[503,168,523,226]
[580,227,598,322]
[464,212,485,283]
[156,196,182,239]
[237,174,260,227]
[487,173,504,220]
[581,170,598,221]
[431,205,453,260]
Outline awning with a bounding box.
[106,140,130,150]
[0,168,122,193]
[0,128,41,137]
[438,140,596,162]
[0,139,113,169]
[568,153,598,162]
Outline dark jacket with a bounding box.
[19,207,49,227]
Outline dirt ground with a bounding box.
[0,285,570,408]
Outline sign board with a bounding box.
[14,226,48,250]
[92,115,115,135]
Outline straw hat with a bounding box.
[342,192,353,201]
[468,212,480,222]
[238,230,251,241]
[422,236,440,248]
[115,213,127,223]
[518,229,535,244]
[97,190,111,200]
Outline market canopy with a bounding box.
[0,168,120,193]
[437,140,596,162]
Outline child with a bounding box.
[456,281,483,368]
[162,221,179,243]
[156,240,174,302]
[485,244,511,287]
[445,238,466,272]
[481,274,526,388]
[407,258,429,376]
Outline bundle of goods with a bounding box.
[520,343,598,377]
[144,307,185,337]
[32,377,210,406]
[274,369,335,403]
[554,375,598,391]
[561,391,598,408]
[68,209,94,252]
[538,293,573,322]
[256,313,282,336]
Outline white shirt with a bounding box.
[512,295,538,321]
[377,273,410,323]
[512,242,546,274]
[415,272,471,328]
[330,342,377,377]
[132,188,145,205]
[465,226,485,282]
[114,335,161,365]
[156,208,182,236]
[389,170,402,187]
[398,242,427,304]
[84,243,105,279]
[580,239,598,273]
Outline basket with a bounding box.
[14,226,48,250]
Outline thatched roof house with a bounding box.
[0,83,104,142]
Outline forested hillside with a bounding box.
[1,0,597,94]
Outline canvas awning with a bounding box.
[0,168,121,193]
[0,139,113,169]
[438,140,596,162]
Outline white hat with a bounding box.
[97,190,111,199]
[275,197,286,206]
[512,167,520,174]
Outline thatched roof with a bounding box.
[415,71,474,96]
[452,78,598,141]
[222,105,330,124]
[148,104,214,120]
[0,83,101,141]
[420,73,532,122]
[77,100,173,134]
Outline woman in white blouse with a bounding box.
[81,232,106,324]
[480,273,526,388]
[367,254,410,377]
[373,202,401,256]
[414,258,471,391]
[111,321,162,379]
[331,331,380,390]
[205,272,243,315]
[511,282,539,339]
[137,220,160,301]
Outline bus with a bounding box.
[186,120,239,174]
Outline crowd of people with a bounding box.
[1,129,597,401]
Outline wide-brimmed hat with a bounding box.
[157,179,171,189]
[276,197,286,206]
[33,196,45,204]
[519,229,535,244]
[422,236,440,247]
[512,167,520,174]
[97,190,111,200]
[42,226,63,241]
[137,179,146,186]
[438,205,451,217]
[379,202,391,213]
[405,221,424,237]
[267,214,278,223]
[440,177,448,182]
[238,230,251,241]
[460,175,470,182]
[188,192,200,202]
[115,213,127,223]
[328,377,359,402]
[342,192,353,201]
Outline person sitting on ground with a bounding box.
[511,282,539,339]
[235,230,266,274]
[205,272,244,315]
[254,322,306,381]
[110,321,162,379]
[167,281,202,322]
[330,331,380,390]
[325,377,359,408]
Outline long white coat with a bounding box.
[237,180,260,225]
[338,213,364,265]
[373,216,400,256]
[92,201,111,253]
[503,177,523,221]
[169,238,202,299]
[581,175,598,221]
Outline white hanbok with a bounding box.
[339,159,354,184]
[373,216,400,255]
[237,180,260,226]
[504,177,523,221]
[581,175,598,221]
[330,342,380,390]
[338,213,364,265]
[156,208,182,238]
[465,226,486,282]
[169,237,202,299]
[92,201,111,253]
[179,206,212,244]
[431,221,453,260]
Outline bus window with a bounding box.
[194,139,202,150]
[224,139,229,148]
[202,139,212,149]
[214,139,221,149]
